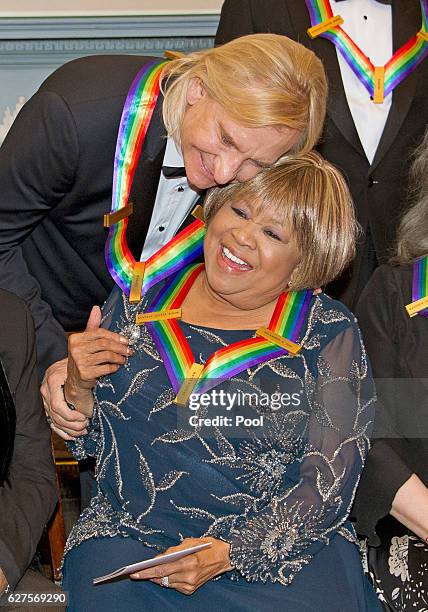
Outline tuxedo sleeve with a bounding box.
[0,302,57,588]
[0,91,79,377]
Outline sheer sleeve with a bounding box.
[66,401,101,461]
[66,287,123,460]
[220,324,375,585]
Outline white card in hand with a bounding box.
[93,542,212,584]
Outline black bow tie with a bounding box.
[162,165,186,179]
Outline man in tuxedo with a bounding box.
[216,0,428,308]
[0,35,327,442]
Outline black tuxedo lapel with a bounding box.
[176,194,206,234]
[371,0,420,170]
[126,94,167,261]
[286,1,364,157]
[175,195,205,265]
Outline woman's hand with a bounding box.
[130,537,233,595]
[64,306,132,417]
[391,473,428,541]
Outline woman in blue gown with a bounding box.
[62,153,381,611]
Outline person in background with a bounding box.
[352,127,428,610]
[0,290,60,609]
[216,0,428,309]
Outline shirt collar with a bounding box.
[163,137,184,167]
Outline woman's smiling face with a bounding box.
[203,199,301,311]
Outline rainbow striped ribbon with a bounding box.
[105,59,168,294]
[146,264,204,391]
[146,265,313,397]
[305,0,428,101]
[412,256,428,318]
[141,220,205,295]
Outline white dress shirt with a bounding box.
[139,137,201,260]
[330,0,393,163]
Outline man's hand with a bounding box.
[41,357,86,440]
[130,537,233,595]
[0,568,8,595]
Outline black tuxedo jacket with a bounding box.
[0,55,168,377]
[0,290,57,588]
[216,0,428,308]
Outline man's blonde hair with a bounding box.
[161,34,327,154]
[204,152,358,290]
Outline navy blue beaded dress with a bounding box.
[62,278,381,611]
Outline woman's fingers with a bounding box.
[130,567,198,594]
[130,538,232,594]
[69,331,131,356]
[69,337,132,366]
[73,327,129,346]
[130,554,200,583]
[67,307,131,384]
[85,350,129,366]
[132,568,202,596]
[71,363,122,383]
[70,352,127,381]
[149,577,198,595]
[68,334,133,387]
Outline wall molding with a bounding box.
[0,14,219,39]
[0,13,218,142]
[0,37,215,65]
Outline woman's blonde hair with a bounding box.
[203,152,358,291]
[394,127,428,264]
[161,33,327,155]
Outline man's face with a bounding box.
[180,79,301,190]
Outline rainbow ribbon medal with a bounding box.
[406,256,428,318]
[306,0,428,103]
[144,264,314,404]
[141,217,205,297]
[104,59,206,299]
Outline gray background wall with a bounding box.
[0,9,221,143]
